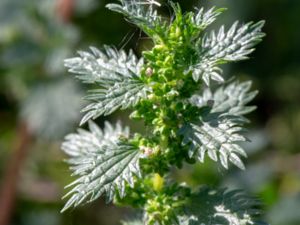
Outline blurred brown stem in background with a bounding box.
[0,122,32,225]
[56,0,75,23]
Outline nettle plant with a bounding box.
[61,0,267,224]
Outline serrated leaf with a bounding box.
[201,20,265,62]
[182,80,258,169]
[190,21,265,85]
[180,113,247,170]
[106,0,167,39]
[178,186,267,225]
[65,46,149,124]
[190,80,258,117]
[80,78,148,125]
[192,7,225,29]
[61,121,141,211]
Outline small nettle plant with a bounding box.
[61,0,267,224]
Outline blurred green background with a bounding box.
[0,0,299,225]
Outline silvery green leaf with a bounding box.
[202,21,265,62]
[180,113,247,170]
[64,46,149,124]
[183,80,258,169]
[192,7,224,29]
[61,121,141,211]
[122,220,144,225]
[188,62,224,86]
[65,46,143,84]
[80,77,148,125]
[106,0,166,38]
[191,21,264,85]
[178,186,267,225]
[190,80,258,117]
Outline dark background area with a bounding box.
[0,0,299,225]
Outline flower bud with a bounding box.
[146,67,153,76]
